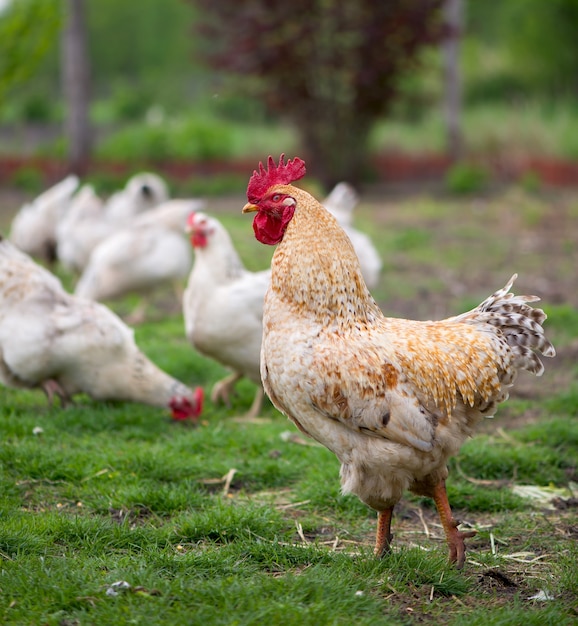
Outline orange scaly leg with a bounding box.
[432,480,476,569]
[374,508,394,557]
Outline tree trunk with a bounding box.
[298,107,372,190]
[442,0,463,162]
[61,0,91,175]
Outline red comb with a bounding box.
[185,211,196,230]
[169,387,204,422]
[247,154,306,203]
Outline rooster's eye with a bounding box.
[272,194,281,202]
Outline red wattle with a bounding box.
[253,207,295,245]
[191,232,207,248]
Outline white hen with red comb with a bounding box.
[183,211,269,418]
[0,236,203,420]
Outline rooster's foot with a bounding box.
[432,480,476,569]
[446,521,477,569]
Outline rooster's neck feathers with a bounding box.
[270,186,381,325]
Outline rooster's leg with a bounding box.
[211,372,242,407]
[432,480,476,569]
[374,508,394,557]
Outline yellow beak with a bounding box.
[242,202,258,214]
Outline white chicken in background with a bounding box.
[322,181,359,225]
[104,172,169,222]
[0,236,203,420]
[9,175,80,264]
[56,184,109,273]
[322,182,382,289]
[183,211,270,418]
[56,172,169,274]
[75,199,204,322]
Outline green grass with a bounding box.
[1,186,577,624]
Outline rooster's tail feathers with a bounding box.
[456,274,556,376]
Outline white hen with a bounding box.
[183,211,269,418]
[104,172,169,222]
[56,172,169,274]
[0,236,203,420]
[75,199,203,310]
[56,184,109,273]
[10,175,80,263]
[322,182,382,289]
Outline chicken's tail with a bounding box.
[454,274,556,376]
[34,174,80,208]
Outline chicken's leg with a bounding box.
[125,297,149,326]
[211,372,243,407]
[243,385,264,420]
[374,508,394,557]
[432,480,476,568]
[41,379,71,407]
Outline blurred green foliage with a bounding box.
[8,165,45,191]
[2,0,578,121]
[444,163,488,195]
[2,0,578,174]
[0,0,61,101]
[0,0,201,123]
[465,0,578,99]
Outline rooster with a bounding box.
[242,155,555,567]
[0,236,203,420]
[183,211,269,418]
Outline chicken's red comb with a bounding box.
[185,211,196,231]
[247,154,306,203]
[169,387,204,423]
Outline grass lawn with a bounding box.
[0,184,577,624]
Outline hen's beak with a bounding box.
[242,202,258,214]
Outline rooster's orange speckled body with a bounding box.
[243,156,555,567]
